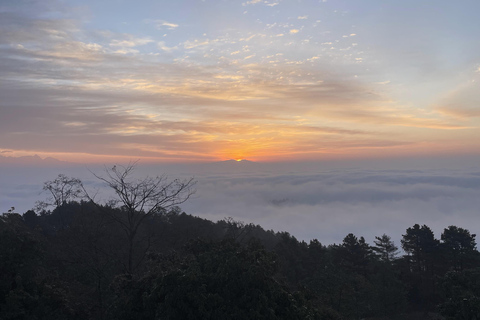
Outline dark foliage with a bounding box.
[1,197,479,319]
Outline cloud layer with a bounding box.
[3,161,480,247]
[1,0,480,162]
[181,165,480,245]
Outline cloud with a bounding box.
[110,37,153,47]
[435,81,480,119]
[0,0,478,163]
[243,0,262,5]
[289,29,299,34]
[153,20,179,30]
[3,161,480,246]
[183,38,212,49]
[178,165,480,244]
[33,41,105,61]
[242,1,278,7]
[157,41,178,52]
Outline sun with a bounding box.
[236,159,243,162]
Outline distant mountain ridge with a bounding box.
[196,159,261,172]
[0,154,68,166]
[216,159,257,164]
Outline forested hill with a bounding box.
[1,201,480,319]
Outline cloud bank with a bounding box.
[4,159,479,247]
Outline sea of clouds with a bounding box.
[2,158,480,247]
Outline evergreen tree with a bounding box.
[373,234,398,262]
[401,224,439,274]
[441,225,477,271]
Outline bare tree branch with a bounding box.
[36,174,84,211]
[86,161,196,274]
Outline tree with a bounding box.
[89,163,196,275]
[401,224,438,274]
[339,233,373,274]
[221,217,252,242]
[401,224,440,310]
[439,269,480,320]
[109,239,330,320]
[370,235,405,316]
[36,174,84,211]
[0,213,75,319]
[441,226,477,271]
[373,234,398,262]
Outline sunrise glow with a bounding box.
[1,1,479,163]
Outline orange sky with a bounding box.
[1,0,480,164]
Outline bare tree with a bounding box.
[89,162,196,274]
[36,174,84,211]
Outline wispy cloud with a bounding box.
[243,0,279,6]
[110,37,153,47]
[1,0,479,162]
[153,19,179,30]
[157,41,178,52]
[243,0,263,5]
[435,81,480,119]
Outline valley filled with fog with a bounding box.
[3,157,480,245]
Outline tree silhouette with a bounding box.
[441,225,477,271]
[89,163,196,274]
[401,224,438,274]
[36,174,83,211]
[373,234,398,262]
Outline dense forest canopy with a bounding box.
[1,171,480,319]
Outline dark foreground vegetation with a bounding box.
[1,171,480,319]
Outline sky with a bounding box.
[2,1,480,245]
[1,0,480,163]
